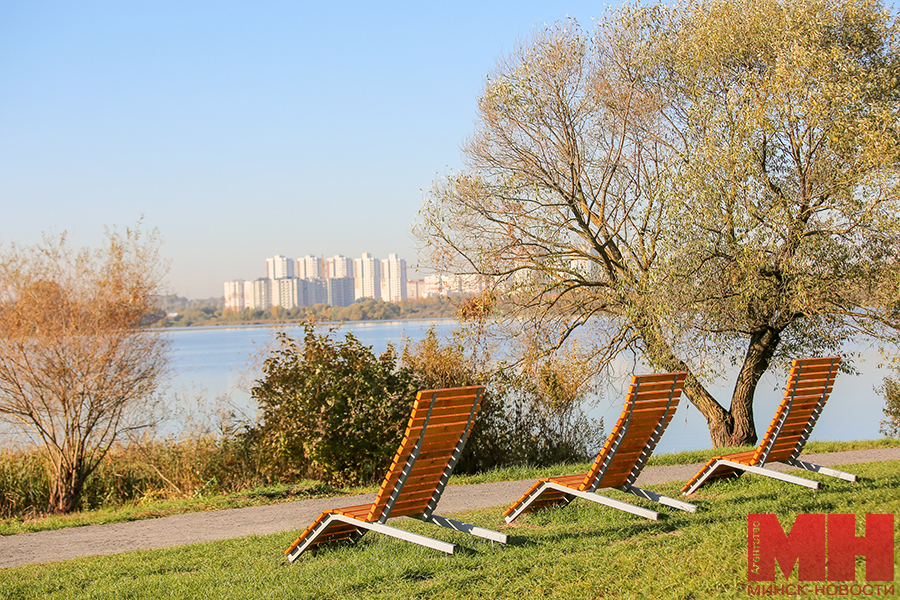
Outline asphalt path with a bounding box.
[2,448,898,569]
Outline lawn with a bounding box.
[1,459,898,599]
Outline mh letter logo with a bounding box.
[748,514,894,581]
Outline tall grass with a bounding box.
[3,436,896,531]
[0,430,268,519]
[0,450,48,519]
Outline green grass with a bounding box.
[447,438,900,483]
[643,437,900,468]
[2,438,896,537]
[1,459,898,599]
[0,480,379,536]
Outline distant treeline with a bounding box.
[154,296,460,327]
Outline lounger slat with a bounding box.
[407,405,478,422]
[622,414,674,429]
[405,413,474,429]
[505,372,687,522]
[682,357,850,494]
[406,402,479,421]
[286,386,494,560]
[627,373,687,385]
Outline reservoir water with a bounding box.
[163,320,892,454]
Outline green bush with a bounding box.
[250,322,603,485]
[403,328,602,473]
[250,324,418,486]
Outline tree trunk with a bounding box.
[725,326,782,446]
[635,314,780,448]
[634,316,735,446]
[47,455,88,514]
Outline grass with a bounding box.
[443,438,900,483]
[2,438,897,536]
[0,480,376,536]
[1,459,898,598]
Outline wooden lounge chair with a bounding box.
[285,385,507,561]
[504,372,696,524]
[681,357,857,495]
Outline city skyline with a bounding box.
[224,251,482,311]
[2,2,626,299]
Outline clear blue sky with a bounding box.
[0,1,615,298]
[7,2,895,299]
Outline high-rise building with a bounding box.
[325,254,354,279]
[271,278,302,309]
[303,278,328,306]
[224,280,245,311]
[298,254,321,280]
[354,252,381,300]
[244,278,271,310]
[407,279,424,300]
[327,277,355,308]
[266,255,294,280]
[381,253,407,302]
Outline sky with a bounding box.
[0,1,617,299]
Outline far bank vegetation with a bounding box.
[155,296,460,328]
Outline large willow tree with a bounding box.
[415,0,900,447]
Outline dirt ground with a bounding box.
[2,448,897,569]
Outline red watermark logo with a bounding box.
[748,514,895,582]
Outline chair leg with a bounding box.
[719,460,821,490]
[286,512,363,562]
[287,513,455,562]
[504,480,574,523]
[622,485,697,513]
[550,482,660,520]
[504,481,553,524]
[682,460,733,496]
[786,458,857,482]
[423,514,509,544]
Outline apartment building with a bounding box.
[298,254,321,280]
[243,278,271,310]
[224,280,245,311]
[381,253,407,302]
[354,252,381,300]
[226,252,418,310]
[266,255,294,280]
[325,254,354,279]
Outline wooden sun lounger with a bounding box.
[504,372,695,524]
[681,357,857,495]
[285,385,508,561]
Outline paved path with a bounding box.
[2,448,897,569]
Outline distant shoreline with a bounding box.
[154,296,461,328]
[155,316,458,333]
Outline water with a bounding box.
[163,320,892,453]
[161,320,458,424]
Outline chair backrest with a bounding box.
[753,357,840,465]
[581,372,686,491]
[366,386,484,523]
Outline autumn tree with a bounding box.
[415,0,900,447]
[654,0,900,444]
[0,227,169,512]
